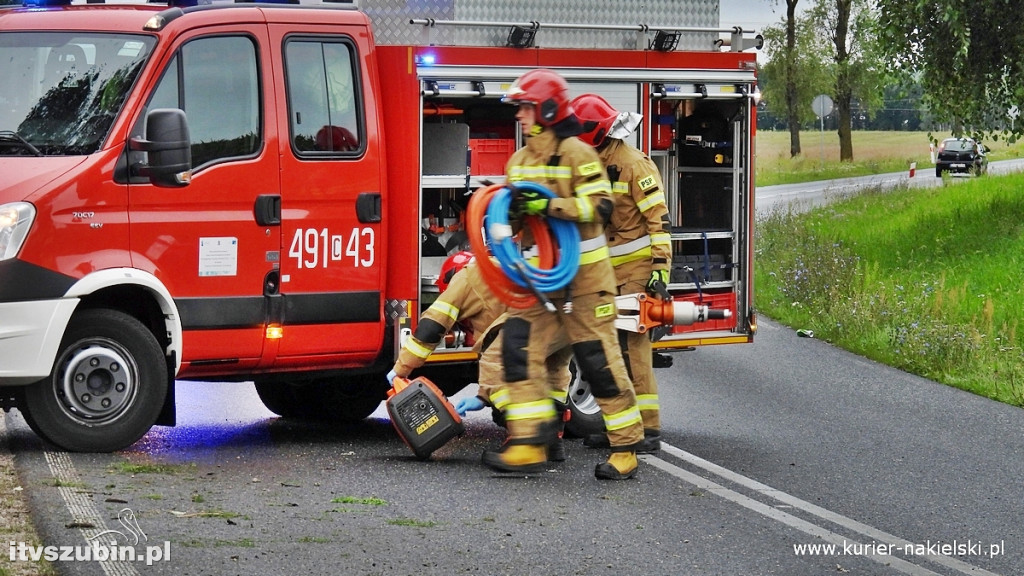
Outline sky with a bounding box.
[719,0,786,33]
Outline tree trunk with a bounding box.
[785,0,801,157]
[834,0,854,161]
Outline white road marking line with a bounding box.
[3,413,136,575]
[45,451,139,576]
[646,443,1001,576]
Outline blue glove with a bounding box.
[386,369,398,386]
[454,396,485,416]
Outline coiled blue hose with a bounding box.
[484,182,580,293]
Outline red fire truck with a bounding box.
[0,0,759,451]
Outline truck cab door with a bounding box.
[271,31,385,367]
[128,30,279,375]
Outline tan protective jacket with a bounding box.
[506,129,617,297]
[599,139,672,286]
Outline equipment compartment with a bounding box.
[677,172,733,231]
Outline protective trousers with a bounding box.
[479,331,573,415]
[502,291,643,448]
[618,276,660,431]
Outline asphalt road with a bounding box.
[4,164,1024,576]
[3,314,1022,576]
[756,158,1024,215]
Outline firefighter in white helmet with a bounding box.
[387,251,573,460]
[488,69,644,480]
[572,93,672,454]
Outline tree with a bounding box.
[807,0,885,161]
[760,3,830,156]
[783,0,802,157]
[876,0,1024,141]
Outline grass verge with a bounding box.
[755,172,1024,406]
[0,418,57,576]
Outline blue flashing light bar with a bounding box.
[23,0,74,6]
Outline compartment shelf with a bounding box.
[421,175,503,189]
[668,280,734,290]
[677,166,734,174]
[670,230,733,241]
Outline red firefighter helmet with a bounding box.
[503,69,574,127]
[571,93,618,147]
[315,125,358,151]
[436,251,474,292]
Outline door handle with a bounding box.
[254,194,281,226]
[356,192,381,223]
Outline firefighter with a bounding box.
[387,251,573,460]
[571,93,672,454]
[487,69,644,480]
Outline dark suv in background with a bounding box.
[935,137,988,176]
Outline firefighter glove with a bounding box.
[646,269,671,300]
[523,198,549,215]
[510,187,549,217]
[455,395,485,416]
[386,369,398,386]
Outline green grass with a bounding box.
[755,130,1024,186]
[755,172,1024,405]
[387,518,438,528]
[47,478,87,489]
[179,538,255,548]
[109,461,196,475]
[330,496,387,506]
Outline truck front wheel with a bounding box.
[21,309,167,452]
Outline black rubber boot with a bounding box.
[583,433,610,449]
[585,429,661,453]
[547,408,567,462]
[637,429,661,454]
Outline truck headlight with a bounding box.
[0,202,35,261]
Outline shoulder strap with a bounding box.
[547,138,564,167]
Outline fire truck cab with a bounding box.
[0,0,759,451]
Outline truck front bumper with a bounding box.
[0,298,78,386]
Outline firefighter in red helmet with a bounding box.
[572,93,672,454]
[389,251,488,388]
[486,69,645,480]
[388,251,573,460]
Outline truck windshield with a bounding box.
[0,32,154,156]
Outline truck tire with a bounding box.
[20,309,167,452]
[253,381,307,418]
[255,376,386,422]
[564,359,605,439]
[319,375,387,421]
[11,386,46,440]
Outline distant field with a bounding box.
[754,130,1024,186]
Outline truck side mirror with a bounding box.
[130,108,192,187]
